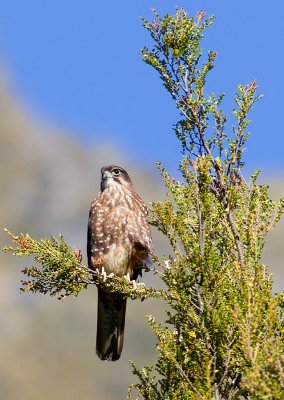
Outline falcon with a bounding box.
[87,165,152,361]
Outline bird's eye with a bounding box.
[112,169,120,176]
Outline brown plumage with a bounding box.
[87,165,152,361]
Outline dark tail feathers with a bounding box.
[96,288,127,361]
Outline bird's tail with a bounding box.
[96,287,127,361]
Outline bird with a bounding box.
[87,165,152,361]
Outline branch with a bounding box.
[3,229,160,301]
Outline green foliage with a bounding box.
[128,8,284,400]
[3,229,158,301]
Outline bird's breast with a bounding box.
[103,243,132,276]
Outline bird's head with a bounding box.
[100,165,132,191]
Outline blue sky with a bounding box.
[0,1,283,176]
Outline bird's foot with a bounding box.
[101,267,107,282]
[131,281,145,289]
[124,272,131,281]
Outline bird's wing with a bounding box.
[127,193,153,255]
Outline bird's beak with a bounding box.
[102,171,113,180]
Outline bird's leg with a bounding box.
[124,272,131,281]
[123,272,145,288]
[101,267,107,282]
[131,281,145,288]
